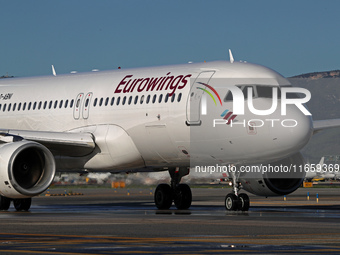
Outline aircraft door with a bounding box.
[82,92,93,119]
[186,71,215,125]
[73,93,84,120]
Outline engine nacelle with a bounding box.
[0,141,56,198]
[240,153,305,196]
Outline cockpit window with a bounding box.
[224,90,234,101]
[242,86,255,99]
[224,85,255,102]
[257,86,279,98]
[284,91,301,99]
[280,85,302,99]
[224,85,281,101]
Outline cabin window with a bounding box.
[171,93,176,102]
[178,93,182,102]
[105,97,109,106]
[159,94,163,103]
[146,95,150,104]
[111,97,115,106]
[116,97,121,106]
[134,96,138,104]
[76,99,81,108]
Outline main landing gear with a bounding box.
[0,196,31,211]
[224,170,250,211]
[154,167,192,210]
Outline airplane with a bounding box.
[304,157,325,181]
[305,157,340,181]
[0,51,339,212]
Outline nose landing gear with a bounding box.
[225,192,250,211]
[225,168,250,211]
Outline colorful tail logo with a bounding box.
[196,82,223,106]
[221,109,237,125]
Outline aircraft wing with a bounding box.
[0,129,95,157]
[313,119,340,133]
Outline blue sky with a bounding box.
[0,0,339,77]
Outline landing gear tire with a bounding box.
[0,196,10,211]
[13,198,31,211]
[238,193,250,211]
[154,167,192,210]
[154,184,173,209]
[225,193,250,211]
[174,184,192,210]
[225,193,238,211]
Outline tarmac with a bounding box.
[0,186,340,254]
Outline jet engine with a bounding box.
[239,152,305,196]
[0,140,56,198]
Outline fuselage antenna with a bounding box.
[52,65,57,76]
[229,49,234,64]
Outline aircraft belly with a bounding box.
[144,124,179,164]
[64,125,146,171]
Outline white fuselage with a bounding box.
[0,61,313,173]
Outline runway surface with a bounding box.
[1,186,340,254]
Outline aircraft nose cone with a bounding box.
[271,106,313,154]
